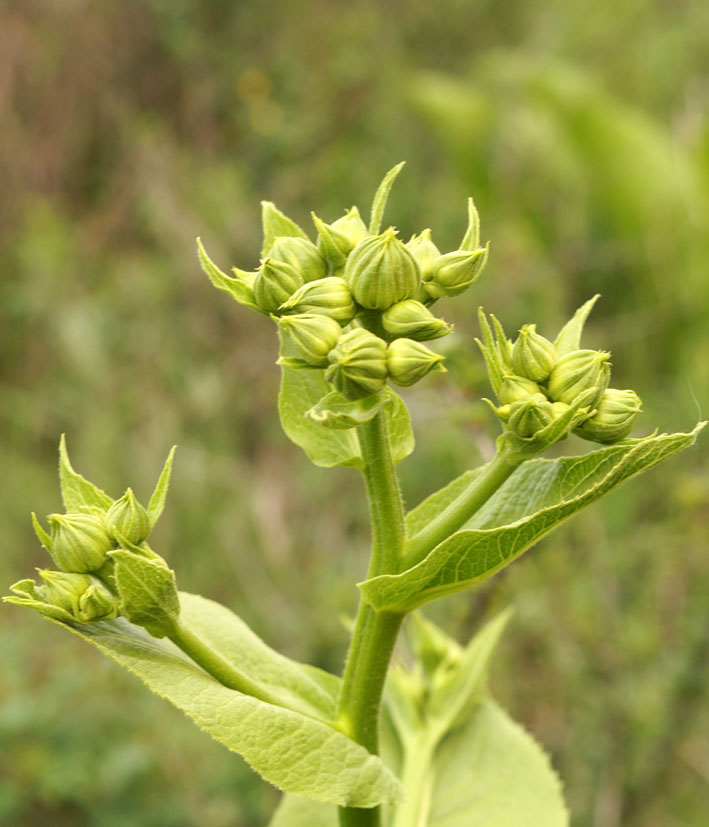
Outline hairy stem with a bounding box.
[402,448,524,569]
[337,412,407,827]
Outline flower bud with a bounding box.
[387,338,445,387]
[406,229,441,281]
[574,388,642,444]
[37,569,92,616]
[547,349,611,405]
[77,583,119,622]
[499,373,542,405]
[279,277,356,323]
[381,300,452,341]
[422,245,488,300]
[512,324,556,382]
[344,229,421,310]
[278,313,342,367]
[106,488,151,545]
[312,212,353,267]
[507,393,555,439]
[325,328,388,399]
[267,236,327,283]
[48,512,114,573]
[253,258,304,313]
[331,206,369,248]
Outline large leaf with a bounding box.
[41,592,402,808]
[361,426,705,611]
[268,702,566,826]
[278,366,414,468]
[426,701,567,827]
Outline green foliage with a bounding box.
[53,593,403,808]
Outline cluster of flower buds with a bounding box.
[478,297,642,450]
[5,442,179,637]
[198,163,489,403]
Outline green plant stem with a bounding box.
[402,448,524,569]
[390,732,438,827]
[337,412,407,827]
[169,619,282,706]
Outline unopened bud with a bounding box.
[507,393,555,439]
[37,569,92,616]
[278,313,342,367]
[106,488,151,545]
[387,339,445,387]
[547,349,611,405]
[48,512,114,573]
[499,373,542,405]
[325,328,388,399]
[253,258,304,313]
[344,228,421,310]
[422,245,489,300]
[331,206,369,248]
[280,277,356,323]
[512,324,556,382]
[406,229,441,281]
[381,300,452,341]
[574,388,642,444]
[77,583,119,622]
[312,212,353,267]
[267,236,327,283]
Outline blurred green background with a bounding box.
[1,1,708,825]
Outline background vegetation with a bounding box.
[1,1,707,825]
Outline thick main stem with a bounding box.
[337,412,407,827]
[402,448,524,569]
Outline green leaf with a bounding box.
[361,425,705,611]
[307,390,384,430]
[553,294,600,356]
[261,201,309,256]
[268,796,335,827]
[279,367,414,468]
[369,162,406,234]
[459,196,481,251]
[197,237,260,312]
[147,446,177,527]
[109,550,180,638]
[279,365,363,469]
[426,701,567,827]
[35,593,403,808]
[58,434,114,512]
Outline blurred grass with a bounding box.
[1,1,708,825]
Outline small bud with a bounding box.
[331,206,369,248]
[106,488,151,545]
[547,349,611,405]
[312,212,353,267]
[387,339,445,387]
[512,324,556,382]
[267,236,328,283]
[278,313,342,367]
[574,388,642,444]
[406,229,441,281]
[48,512,114,573]
[422,245,489,300]
[507,393,555,439]
[279,277,356,323]
[253,258,304,313]
[499,373,542,405]
[37,569,92,616]
[344,228,421,310]
[77,583,119,622]
[381,300,452,341]
[325,328,388,399]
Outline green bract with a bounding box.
[325,328,388,399]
